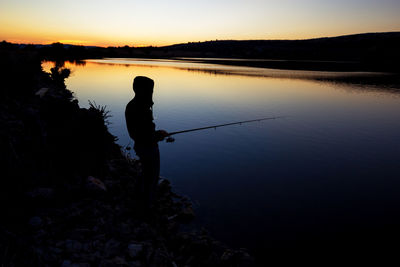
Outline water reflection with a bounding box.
[87,58,400,90]
[42,59,400,262]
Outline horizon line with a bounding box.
[2,31,399,49]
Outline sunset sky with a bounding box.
[1,0,399,47]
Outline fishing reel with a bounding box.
[166,137,175,143]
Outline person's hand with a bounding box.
[156,130,169,141]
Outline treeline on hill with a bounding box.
[168,32,400,60]
[2,32,400,72]
[0,41,147,62]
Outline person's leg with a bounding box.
[148,146,160,206]
[136,146,160,208]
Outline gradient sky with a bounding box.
[1,0,399,46]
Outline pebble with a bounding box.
[29,216,43,228]
[65,240,83,252]
[104,239,120,258]
[87,176,107,192]
[27,187,54,199]
[35,87,49,98]
[61,260,87,267]
[128,243,143,258]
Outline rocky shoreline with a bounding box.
[0,50,253,266]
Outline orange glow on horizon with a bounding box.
[5,29,399,48]
[1,0,399,47]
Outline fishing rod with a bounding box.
[165,116,286,142]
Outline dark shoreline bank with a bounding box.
[0,50,254,266]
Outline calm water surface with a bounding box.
[43,59,400,258]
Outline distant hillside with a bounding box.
[2,32,400,72]
[163,32,400,60]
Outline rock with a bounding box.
[113,256,129,265]
[104,239,121,258]
[60,261,89,267]
[56,241,65,247]
[29,216,43,228]
[99,259,127,267]
[69,228,91,239]
[167,214,178,221]
[236,249,255,267]
[61,260,72,267]
[128,243,143,258]
[221,249,234,261]
[158,177,170,187]
[127,261,142,267]
[119,223,132,235]
[87,176,107,192]
[77,251,100,263]
[106,162,117,173]
[82,242,91,252]
[35,87,49,98]
[220,249,255,267]
[65,240,83,252]
[27,187,54,199]
[33,229,46,241]
[49,247,62,254]
[148,248,171,266]
[61,260,88,267]
[144,245,154,264]
[177,206,195,223]
[157,178,172,196]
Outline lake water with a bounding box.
[43,59,400,261]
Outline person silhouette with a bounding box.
[125,76,168,209]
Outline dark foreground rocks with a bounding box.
[22,172,253,266]
[0,49,254,266]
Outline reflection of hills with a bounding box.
[86,59,400,92]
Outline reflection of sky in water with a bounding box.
[43,59,400,254]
